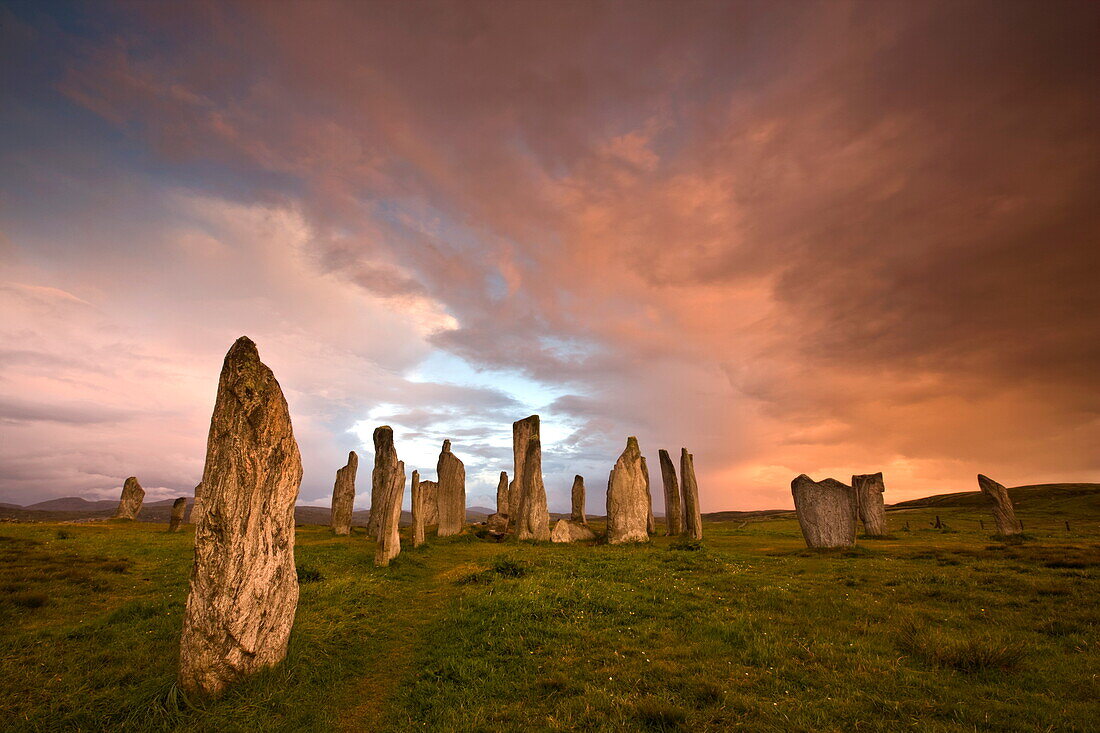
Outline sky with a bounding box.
[1,0,1097,512]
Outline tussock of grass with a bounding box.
[897,620,1028,672]
[668,538,703,552]
[296,565,324,583]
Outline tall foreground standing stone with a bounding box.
[851,472,888,537]
[791,474,857,548]
[330,451,358,536]
[570,475,587,525]
[658,450,683,536]
[411,470,426,547]
[189,482,204,525]
[510,415,540,531]
[375,461,405,567]
[680,449,703,541]
[168,498,187,532]
[642,456,656,535]
[179,337,302,697]
[368,427,399,536]
[113,477,144,519]
[516,438,551,541]
[978,474,1020,536]
[606,437,650,544]
[436,440,466,536]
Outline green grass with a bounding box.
[0,500,1097,731]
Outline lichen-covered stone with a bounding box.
[375,461,404,566]
[851,472,888,537]
[606,437,650,544]
[516,437,551,541]
[367,427,399,536]
[551,518,598,543]
[169,497,187,532]
[113,476,144,520]
[510,415,540,531]
[178,336,302,697]
[658,450,682,536]
[791,474,857,548]
[330,451,358,536]
[436,440,466,536]
[410,470,426,548]
[570,475,586,525]
[978,474,1021,536]
[680,449,703,541]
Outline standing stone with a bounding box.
[516,438,551,541]
[330,451,358,536]
[367,427,399,536]
[606,437,650,544]
[978,474,1021,536]
[509,415,540,530]
[178,336,302,697]
[680,449,703,541]
[419,480,440,526]
[375,461,405,567]
[168,498,187,532]
[551,518,598,543]
[642,456,656,535]
[487,471,510,533]
[658,450,683,536]
[113,476,144,520]
[436,440,466,536]
[410,470,426,548]
[851,472,888,537]
[189,482,204,525]
[570,475,587,525]
[791,474,857,548]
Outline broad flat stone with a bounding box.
[606,437,650,544]
[113,476,144,520]
[851,472,888,537]
[551,518,598,543]
[791,474,857,548]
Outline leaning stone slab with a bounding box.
[851,472,888,537]
[570,475,587,525]
[368,427,399,536]
[606,437,650,544]
[551,518,598,543]
[791,474,857,548]
[179,336,302,697]
[331,451,358,536]
[113,476,144,520]
[680,449,703,541]
[658,450,683,536]
[375,461,405,567]
[169,497,187,532]
[978,474,1021,536]
[436,440,466,536]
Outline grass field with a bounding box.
[1,492,1098,731]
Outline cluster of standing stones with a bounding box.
[105,337,1026,696]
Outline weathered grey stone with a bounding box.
[410,470,426,548]
[113,476,144,520]
[642,456,656,535]
[169,497,187,532]
[189,483,204,525]
[570,475,586,525]
[486,512,509,533]
[419,480,440,526]
[509,415,540,531]
[330,451,358,536]
[179,336,302,697]
[658,450,683,536]
[551,518,598,543]
[367,427,399,536]
[516,437,551,541]
[680,449,703,541]
[375,461,404,566]
[496,471,509,518]
[791,474,857,548]
[978,474,1020,536]
[606,437,650,544]
[436,440,466,536]
[851,472,888,537]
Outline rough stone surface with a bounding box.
[178,336,302,697]
[410,470,426,547]
[606,437,650,544]
[375,461,405,566]
[516,437,551,541]
[330,451,358,536]
[550,518,598,543]
[642,456,656,535]
[113,476,144,520]
[791,474,857,548]
[570,475,586,525]
[496,471,509,518]
[168,497,187,532]
[419,480,440,526]
[978,474,1021,536]
[189,483,204,525]
[658,450,683,536]
[368,427,399,536]
[436,440,466,536]
[486,512,509,533]
[851,472,888,536]
[510,415,540,531]
[680,449,704,541]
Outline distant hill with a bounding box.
[887,482,1100,510]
